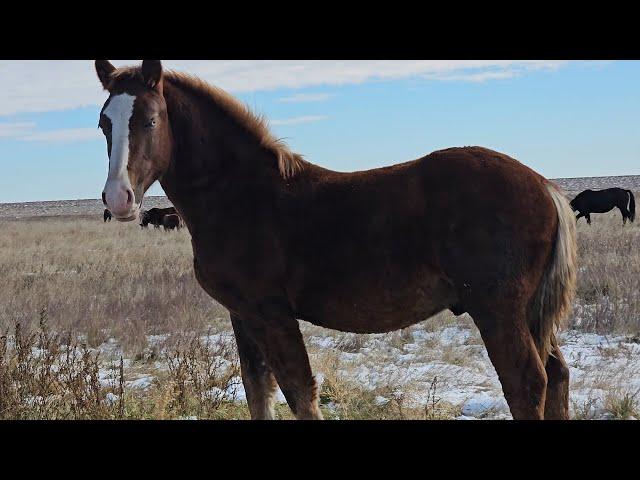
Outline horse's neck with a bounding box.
[159,81,277,230]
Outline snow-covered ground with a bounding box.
[98,317,640,420]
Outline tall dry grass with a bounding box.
[0,217,227,356]
[570,200,640,334]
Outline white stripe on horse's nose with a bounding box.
[102,93,137,218]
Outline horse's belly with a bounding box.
[592,207,615,213]
[295,275,456,334]
[302,303,446,334]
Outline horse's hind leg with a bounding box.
[231,314,278,419]
[586,213,591,225]
[472,306,547,420]
[544,334,570,419]
[619,206,629,225]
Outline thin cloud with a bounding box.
[270,115,328,126]
[0,60,569,116]
[0,122,37,138]
[424,62,565,83]
[19,127,101,143]
[428,70,519,82]
[277,93,335,103]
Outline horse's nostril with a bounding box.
[126,189,134,206]
[101,192,107,206]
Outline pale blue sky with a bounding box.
[0,60,637,203]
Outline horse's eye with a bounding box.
[145,118,157,129]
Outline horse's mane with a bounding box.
[108,67,305,179]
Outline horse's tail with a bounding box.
[627,190,635,222]
[528,183,578,360]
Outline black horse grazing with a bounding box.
[570,188,635,225]
[140,207,177,228]
[103,209,112,222]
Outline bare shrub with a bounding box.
[604,389,640,420]
[0,311,123,419]
[571,397,600,420]
[314,351,457,420]
[162,332,242,419]
[335,333,367,353]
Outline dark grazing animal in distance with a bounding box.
[570,188,635,225]
[140,207,177,228]
[103,209,112,222]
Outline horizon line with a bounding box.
[2,174,640,206]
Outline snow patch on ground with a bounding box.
[93,323,640,419]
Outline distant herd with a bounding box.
[103,206,183,231]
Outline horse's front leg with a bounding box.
[230,313,278,419]
[239,310,323,420]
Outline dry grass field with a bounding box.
[1,181,639,420]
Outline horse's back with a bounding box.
[572,187,629,213]
[291,146,554,241]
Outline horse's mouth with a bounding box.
[115,206,141,222]
[116,214,138,222]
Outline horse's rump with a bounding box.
[142,207,178,226]
[162,213,181,230]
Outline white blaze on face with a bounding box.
[102,93,138,218]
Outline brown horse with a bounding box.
[95,60,578,420]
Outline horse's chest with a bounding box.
[190,232,284,311]
[192,252,241,309]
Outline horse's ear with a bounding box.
[141,60,163,93]
[95,60,116,90]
